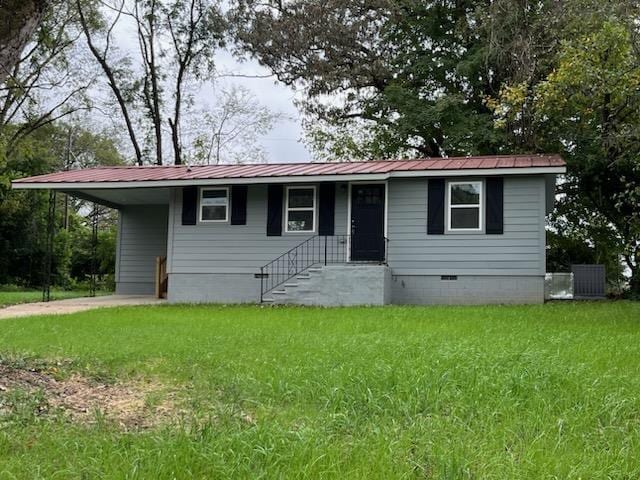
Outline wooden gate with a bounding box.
[155,256,168,299]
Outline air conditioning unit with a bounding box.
[544,273,574,300]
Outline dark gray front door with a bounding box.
[350,184,385,261]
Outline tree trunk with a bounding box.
[76,0,143,165]
[0,0,49,85]
[628,264,640,299]
[136,0,163,165]
[170,51,186,166]
[149,35,163,166]
[169,117,181,165]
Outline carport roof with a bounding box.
[12,154,565,190]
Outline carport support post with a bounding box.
[42,189,57,302]
[89,205,98,297]
[260,267,264,303]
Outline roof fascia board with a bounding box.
[12,166,566,190]
[388,166,565,178]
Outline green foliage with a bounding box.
[481,4,640,295]
[0,303,639,477]
[0,122,123,288]
[532,21,640,294]
[0,189,49,286]
[67,212,118,291]
[546,228,625,293]
[235,0,505,159]
[233,0,557,159]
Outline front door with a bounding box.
[350,184,385,262]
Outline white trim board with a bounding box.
[446,180,484,233]
[12,166,567,190]
[199,186,229,223]
[284,185,317,234]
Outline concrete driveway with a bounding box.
[0,295,165,320]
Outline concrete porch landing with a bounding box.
[0,295,165,320]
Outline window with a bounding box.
[200,188,228,222]
[286,186,316,232]
[448,181,482,231]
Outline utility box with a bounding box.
[571,264,606,299]
[545,273,574,300]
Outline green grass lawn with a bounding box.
[0,288,106,307]
[0,302,639,479]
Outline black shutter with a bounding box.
[230,185,248,225]
[318,183,335,236]
[181,186,198,225]
[266,184,283,236]
[427,178,445,234]
[486,177,504,234]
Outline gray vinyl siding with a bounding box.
[165,176,547,304]
[386,176,545,276]
[115,205,168,295]
[168,183,348,275]
[168,177,545,278]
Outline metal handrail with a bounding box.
[259,235,388,302]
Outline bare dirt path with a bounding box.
[0,295,165,320]
[0,361,178,429]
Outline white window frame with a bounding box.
[447,180,483,232]
[285,185,316,233]
[199,187,229,223]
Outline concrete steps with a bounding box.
[261,269,322,304]
[262,264,390,306]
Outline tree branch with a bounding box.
[76,0,143,165]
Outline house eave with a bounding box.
[12,166,566,191]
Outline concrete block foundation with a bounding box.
[390,275,544,305]
[167,270,544,306]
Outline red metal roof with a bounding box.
[13,154,565,185]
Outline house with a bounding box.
[12,154,566,305]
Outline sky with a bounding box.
[97,6,313,165]
[207,49,313,163]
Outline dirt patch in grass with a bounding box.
[0,362,178,429]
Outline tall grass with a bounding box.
[0,302,638,478]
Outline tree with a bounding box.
[77,0,226,165]
[76,0,146,165]
[0,121,124,287]
[189,85,282,164]
[533,21,640,294]
[165,0,224,165]
[1,0,94,156]
[0,0,50,84]
[232,0,638,161]
[231,0,513,159]
[491,12,640,294]
[485,0,640,152]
